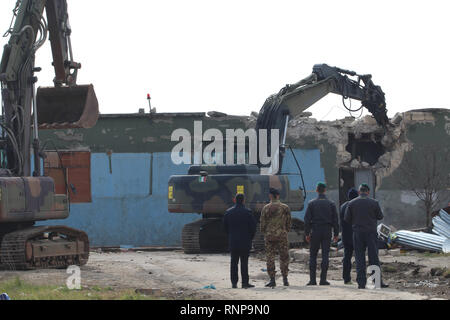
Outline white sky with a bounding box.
[1,0,449,120]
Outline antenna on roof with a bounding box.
[147,93,152,112]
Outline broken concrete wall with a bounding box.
[284,108,450,230]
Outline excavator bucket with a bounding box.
[36,84,99,129]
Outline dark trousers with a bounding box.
[230,247,250,285]
[342,244,354,283]
[309,225,332,282]
[353,230,380,288]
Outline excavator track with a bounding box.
[182,219,228,254]
[0,226,89,270]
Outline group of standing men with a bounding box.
[223,182,388,290]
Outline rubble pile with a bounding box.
[286,112,415,189]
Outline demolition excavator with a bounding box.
[168,64,389,253]
[0,0,98,269]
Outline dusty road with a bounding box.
[1,249,448,300]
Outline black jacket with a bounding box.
[340,201,353,246]
[304,194,339,237]
[223,204,257,250]
[344,195,383,233]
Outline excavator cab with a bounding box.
[36,84,99,129]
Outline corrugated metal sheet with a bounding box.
[431,209,450,239]
[393,230,449,253]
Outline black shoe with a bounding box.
[232,283,237,289]
[306,281,317,286]
[283,277,289,286]
[319,280,330,286]
[242,283,255,289]
[265,278,276,288]
[344,280,353,285]
[358,285,366,289]
[381,283,389,288]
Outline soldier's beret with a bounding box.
[359,183,370,191]
[316,182,326,189]
[269,188,280,196]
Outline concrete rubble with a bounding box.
[286,112,416,189]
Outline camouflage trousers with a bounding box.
[265,236,289,278]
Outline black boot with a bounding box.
[265,277,276,288]
[283,276,289,286]
[242,283,255,289]
[307,270,317,285]
[320,269,329,285]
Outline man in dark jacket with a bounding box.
[344,183,388,289]
[304,182,339,286]
[340,188,359,284]
[223,193,257,289]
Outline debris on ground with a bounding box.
[414,280,438,288]
[377,221,450,253]
[393,231,448,253]
[201,284,216,290]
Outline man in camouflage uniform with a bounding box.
[260,187,292,287]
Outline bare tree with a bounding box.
[397,144,450,228]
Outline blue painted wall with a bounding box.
[280,149,325,221]
[40,148,325,246]
[40,152,199,246]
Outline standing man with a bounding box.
[223,193,257,289]
[304,182,339,286]
[340,188,359,284]
[260,188,292,287]
[344,183,388,289]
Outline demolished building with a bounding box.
[37,108,450,247]
[284,108,450,229]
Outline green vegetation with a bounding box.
[0,277,166,300]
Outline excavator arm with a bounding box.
[281,64,388,125]
[256,64,389,173]
[0,0,98,176]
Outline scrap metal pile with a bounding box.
[378,209,450,254]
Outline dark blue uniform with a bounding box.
[344,194,383,288]
[340,186,360,282]
[304,194,339,283]
[223,204,257,286]
[340,201,354,283]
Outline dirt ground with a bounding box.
[0,249,448,300]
